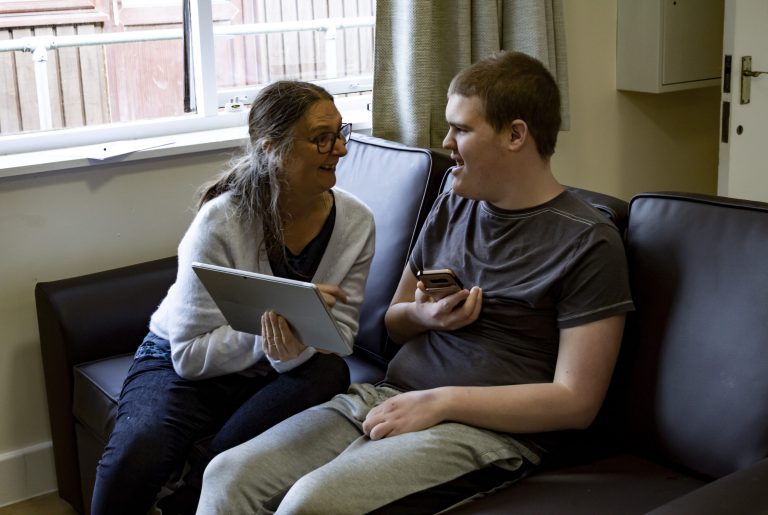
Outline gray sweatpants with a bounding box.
[196,383,540,515]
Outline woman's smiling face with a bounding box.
[282,99,348,198]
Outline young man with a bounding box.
[196,51,633,514]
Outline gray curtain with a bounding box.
[372,0,569,148]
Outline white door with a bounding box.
[718,0,768,202]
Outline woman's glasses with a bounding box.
[307,123,352,154]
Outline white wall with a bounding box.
[0,0,721,507]
[0,152,232,506]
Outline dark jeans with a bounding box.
[90,350,350,515]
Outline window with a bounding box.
[0,0,374,156]
[212,1,374,100]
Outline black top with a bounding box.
[270,193,336,281]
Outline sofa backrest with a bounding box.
[335,134,452,363]
[612,192,768,479]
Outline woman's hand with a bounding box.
[316,284,348,307]
[261,311,307,360]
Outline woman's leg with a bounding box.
[90,357,246,515]
[160,353,350,514]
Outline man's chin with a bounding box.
[451,180,477,200]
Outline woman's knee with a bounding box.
[302,353,350,390]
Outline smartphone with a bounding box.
[416,269,464,296]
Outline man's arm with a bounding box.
[364,314,625,439]
[384,265,482,344]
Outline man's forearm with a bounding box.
[384,301,428,344]
[433,383,599,433]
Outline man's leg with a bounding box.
[277,420,531,514]
[197,401,363,515]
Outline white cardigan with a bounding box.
[149,188,375,380]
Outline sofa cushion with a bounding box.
[73,354,133,442]
[616,193,768,479]
[445,454,705,515]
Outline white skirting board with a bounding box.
[0,441,57,508]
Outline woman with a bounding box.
[90,80,375,515]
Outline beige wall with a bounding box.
[554,0,720,198]
[0,0,721,505]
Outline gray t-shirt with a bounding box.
[384,189,634,392]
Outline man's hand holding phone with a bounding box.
[416,269,464,299]
[414,269,482,331]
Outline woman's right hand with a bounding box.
[261,311,307,360]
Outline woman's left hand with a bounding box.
[261,311,307,360]
[316,284,348,307]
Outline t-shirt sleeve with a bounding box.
[556,223,634,328]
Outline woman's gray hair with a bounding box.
[197,80,334,259]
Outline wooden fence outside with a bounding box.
[0,0,375,135]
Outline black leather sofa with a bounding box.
[35,134,768,514]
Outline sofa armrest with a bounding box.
[646,457,768,515]
[36,256,177,365]
[35,256,176,513]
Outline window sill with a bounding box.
[0,102,372,180]
[0,126,250,179]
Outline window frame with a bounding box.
[0,0,373,176]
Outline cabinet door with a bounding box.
[617,0,724,92]
[662,0,723,85]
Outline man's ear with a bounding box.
[507,119,528,150]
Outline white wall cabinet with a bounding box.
[617,0,724,92]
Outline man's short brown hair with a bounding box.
[448,51,561,157]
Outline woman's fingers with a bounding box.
[261,311,283,359]
[277,316,306,357]
[316,284,348,306]
[261,311,306,361]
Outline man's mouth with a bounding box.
[320,164,337,172]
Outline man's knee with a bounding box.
[203,450,243,490]
[279,473,347,514]
[199,451,271,514]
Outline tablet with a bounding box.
[192,262,352,355]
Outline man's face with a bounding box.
[442,94,507,201]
